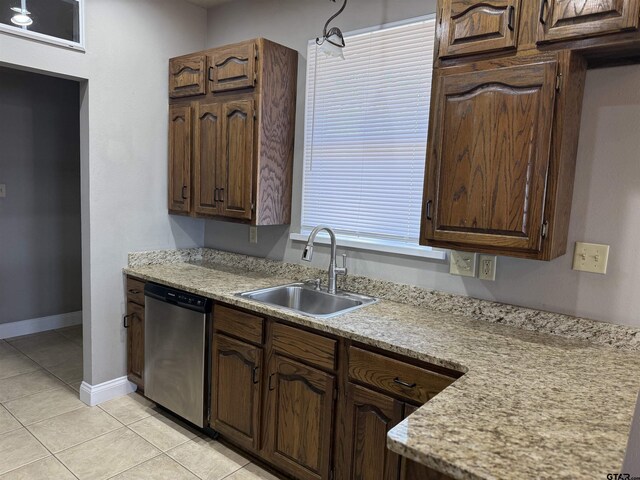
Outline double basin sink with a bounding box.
[238,282,377,318]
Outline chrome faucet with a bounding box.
[301,226,347,294]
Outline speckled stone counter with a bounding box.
[124,257,640,480]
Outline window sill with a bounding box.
[289,232,447,261]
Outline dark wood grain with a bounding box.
[214,304,264,345]
[348,347,455,405]
[211,333,263,452]
[168,104,192,215]
[193,102,222,217]
[169,54,206,98]
[126,277,145,306]
[538,0,640,43]
[440,0,521,58]
[209,40,257,92]
[126,300,144,389]
[272,322,337,371]
[264,354,335,480]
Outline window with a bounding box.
[296,16,440,258]
[0,0,84,50]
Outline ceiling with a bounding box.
[185,0,236,7]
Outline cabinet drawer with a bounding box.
[169,54,206,98]
[215,305,264,345]
[208,41,257,92]
[348,347,455,404]
[272,323,337,371]
[126,277,145,306]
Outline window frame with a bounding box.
[0,0,85,52]
[291,14,446,261]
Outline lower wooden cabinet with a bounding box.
[210,333,262,452]
[124,276,145,389]
[264,354,336,480]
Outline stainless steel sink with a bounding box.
[237,283,377,318]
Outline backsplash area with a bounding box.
[129,248,640,351]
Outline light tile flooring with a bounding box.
[0,328,277,480]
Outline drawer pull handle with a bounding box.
[252,367,260,384]
[268,373,275,391]
[394,377,417,389]
[508,5,515,31]
[128,289,140,295]
[425,200,433,221]
[539,0,548,24]
[123,314,132,328]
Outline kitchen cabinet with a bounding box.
[169,54,206,98]
[168,38,297,225]
[421,51,587,259]
[124,276,145,389]
[439,0,521,58]
[537,0,640,44]
[168,105,192,215]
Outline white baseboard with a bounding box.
[79,376,137,406]
[0,311,82,339]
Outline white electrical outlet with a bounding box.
[573,242,610,274]
[249,226,258,244]
[449,251,477,277]
[0,184,5,198]
[478,255,497,281]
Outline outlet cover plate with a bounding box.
[450,251,477,277]
[573,242,610,274]
[478,255,497,281]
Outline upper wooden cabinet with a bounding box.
[168,38,297,225]
[422,52,587,259]
[537,0,640,43]
[209,41,257,92]
[439,0,521,58]
[169,54,206,98]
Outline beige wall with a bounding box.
[0,0,207,384]
[203,0,640,327]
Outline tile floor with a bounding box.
[0,328,277,480]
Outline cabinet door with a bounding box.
[193,103,222,217]
[265,354,335,480]
[422,58,558,253]
[169,54,206,98]
[399,405,454,480]
[439,0,520,58]
[209,41,257,92]
[219,99,254,220]
[343,383,403,480]
[168,104,192,214]
[210,334,262,451]
[126,301,144,389]
[538,0,639,43]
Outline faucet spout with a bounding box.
[301,225,347,294]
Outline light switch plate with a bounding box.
[573,242,610,274]
[0,184,5,198]
[450,251,477,277]
[478,255,497,281]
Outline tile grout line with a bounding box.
[2,386,86,427]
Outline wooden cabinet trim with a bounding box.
[272,322,337,371]
[126,277,145,306]
[214,304,264,345]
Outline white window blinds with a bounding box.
[301,17,436,246]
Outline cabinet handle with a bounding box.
[208,66,214,82]
[268,373,275,391]
[539,0,548,24]
[217,188,224,203]
[214,188,219,202]
[123,314,131,328]
[508,5,515,31]
[252,367,260,384]
[394,377,417,389]
[128,289,140,295]
[425,200,433,221]
[181,186,188,200]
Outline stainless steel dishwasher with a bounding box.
[144,283,212,427]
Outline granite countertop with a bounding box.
[124,259,640,480]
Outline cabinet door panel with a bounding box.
[168,105,192,214]
[126,301,144,389]
[209,42,256,92]
[219,99,254,220]
[440,0,520,58]
[423,59,558,252]
[194,103,222,216]
[344,384,403,480]
[169,55,206,98]
[265,355,335,480]
[538,0,639,42]
[211,334,262,451]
